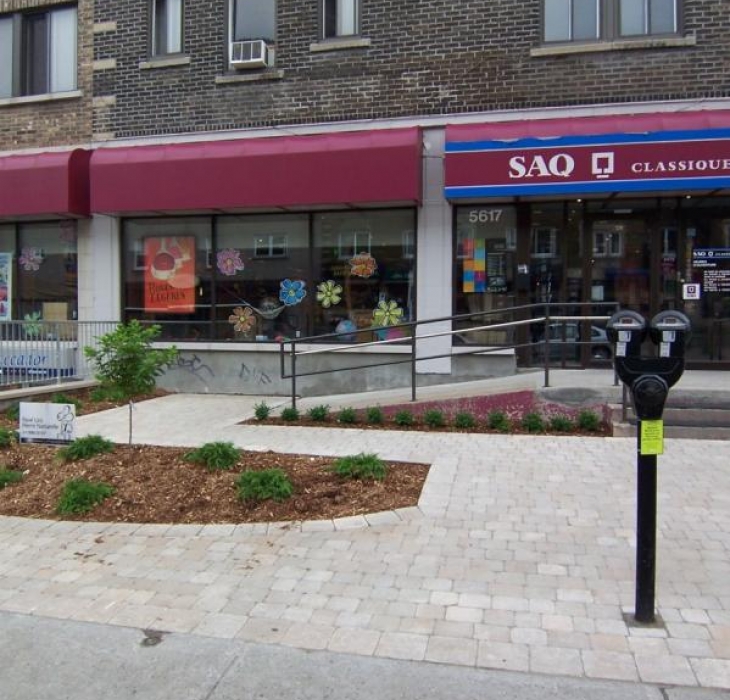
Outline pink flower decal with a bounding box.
[217,248,245,276]
[19,247,44,272]
[228,306,255,333]
[349,252,378,278]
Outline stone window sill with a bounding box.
[0,90,82,108]
[531,34,696,57]
[310,37,371,53]
[215,70,284,85]
[139,56,191,70]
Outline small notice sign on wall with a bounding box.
[19,402,76,445]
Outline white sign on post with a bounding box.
[19,402,76,444]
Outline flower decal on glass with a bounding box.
[228,306,255,333]
[349,252,378,279]
[19,247,44,272]
[316,280,343,308]
[373,300,404,327]
[279,279,307,306]
[216,248,245,276]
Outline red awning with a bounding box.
[0,149,90,218]
[446,109,730,142]
[90,127,422,213]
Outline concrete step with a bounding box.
[609,401,730,440]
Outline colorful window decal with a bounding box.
[0,253,11,321]
[228,306,255,333]
[349,252,378,279]
[463,238,486,293]
[216,248,245,276]
[19,247,44,272]
[279,279,307,306]
[373,299,404,327]
[316,280,343,308]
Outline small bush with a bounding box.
[332,453,387,481]
[394,410,414,427]
[366,406,384,425]
[454,412,477,429]
[4,403,20,422]
[253,402,271,421]
[549,415,575,433]
[307,404,330,422]
[0,469,24,489]
[184,441,241,471]
[521,412,546,433]
[337,407,358,424]
[423,409,445,428]
[280,407,300,422]
[488,411,511,433]
[578,409,602,432]
[57,479,114,515]
[51,393,82,413]
[90,385,128,403]
[57,435,115,462]
[236,469,293,503]
[0,427,14,448]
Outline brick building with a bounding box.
[2,1,730,393]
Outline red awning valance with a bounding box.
[90,127,422,214]
[0,149,90,219]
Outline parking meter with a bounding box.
[606,308,691,625]
[649,310,691,359]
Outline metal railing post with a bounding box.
[290,341,297,410]
[543,306,551,387]
[411,326,417,402]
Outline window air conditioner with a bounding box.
[230,39,270,69]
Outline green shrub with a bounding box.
[394,410,414,427]
[0,469,24,489]
[454,412,477,429]
[253,402,271,421]
[577,409,602,432]
[84,320,178,398]
[488,411,511,433]
[51,393,82,413]
[307,404,330,422]
[422,409,445,428]
[332,453,387,481]
[0,427,14,448]
[4,402,20,422]
[521,412,546,433]
[337,407,358,424]
[236,469,293,503]
[549,415,575,433]
[57,479,114,515]
[280,407,300,422]
[184,441,241,471]
[366,406,384,425]
[57,435,115,462]
[90,385,129,403]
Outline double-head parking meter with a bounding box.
[606,308,691,624]
[607,310,690,420]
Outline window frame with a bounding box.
[151,0,184,57]
[541,0,681,45]
[321,0,360,40]
[0,4,78,99]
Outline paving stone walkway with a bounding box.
[1,394,730,690]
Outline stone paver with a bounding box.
[2,386,730,690]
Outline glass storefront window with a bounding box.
[122,209,416,342]
[0,224,13,321]
[454,206,516,345]
[313,210,415,342]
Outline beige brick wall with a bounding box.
[0,0,93,151]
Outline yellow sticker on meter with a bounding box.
[640,420,664,456]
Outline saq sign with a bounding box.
[445,131,730,197]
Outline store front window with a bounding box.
[453,206,516,345]
[122,209,416,342]
[0,221,78,324]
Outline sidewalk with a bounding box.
[2,370,730,694]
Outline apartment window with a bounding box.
[323,0,359,39]
[543,0,678,43]
[231,0,275,42]
[152,0,183,56]
[0,6,77,99]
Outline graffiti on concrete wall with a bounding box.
[239,362,272,386]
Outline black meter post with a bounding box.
[607,310,690,624]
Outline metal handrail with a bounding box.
[280,301,620,408]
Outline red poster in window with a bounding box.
[143,237,196,313]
